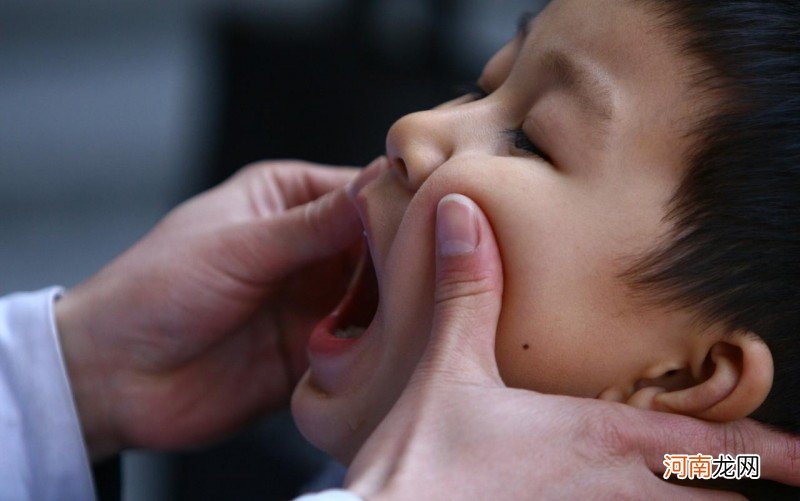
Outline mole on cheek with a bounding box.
[523,343,530,350]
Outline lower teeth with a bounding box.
[333,326,366,339]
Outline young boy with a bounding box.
[292,0,799,492]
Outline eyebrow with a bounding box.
[516,11,536,39]
[515,12,615,125]
[540,50,615,123]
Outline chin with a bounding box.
[291,374,363,464]
[290,169,437,464]
[287,231,383,456]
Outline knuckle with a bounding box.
[434,270,499,305]
[238,159,306,178]
[710,422,752,455]
[302,200,327,236]
[784,433,800,471]
[578,405,634,459]
[609,482,641,501]
[232,162,281,190]
[238,160,274,177]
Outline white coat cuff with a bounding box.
[0,287,95,500]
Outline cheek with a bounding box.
[378,161,520,378]
[496,281,627,398]
[384,162,608,393]
[379,159,660,399]
[491,186,642,397]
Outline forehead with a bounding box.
[483,0,695,99]
[518,0,690,88]
[488,0,701,174]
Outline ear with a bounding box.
[630,333,774,422]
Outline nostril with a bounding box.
[391,157,409,182]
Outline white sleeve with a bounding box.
[294,489,364,501]
[0,288,96,501]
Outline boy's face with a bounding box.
[293,0,705,460]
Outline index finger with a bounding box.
[633,411,800,485]
[245,159,362,209]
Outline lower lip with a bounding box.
[307,244,375,358]
[308,313,362,356]
[307,314,375,394]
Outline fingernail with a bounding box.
[347,157,388,201]
[437,194,479,256]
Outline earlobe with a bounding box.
[654,335,774,421]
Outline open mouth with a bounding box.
[319,239,379,342]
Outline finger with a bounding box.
[260,158,388,269]
[345,157,388,202]
[254,185,363,279]
[248,159,376,208]
[218,160,390,284]
[241,160,359,209]
[632,412,800,486]
[643,471,745,500]
[414,194,505,388]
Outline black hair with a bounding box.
[622,0,800,434]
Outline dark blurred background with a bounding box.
[0,1,546,499]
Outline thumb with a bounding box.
[230,169,374,283]
[261,159,387,274]
[259,184,362,277]
[415,194,505,387]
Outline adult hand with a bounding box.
[345,194,800,499]
[56,158,387,459]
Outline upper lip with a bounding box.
[353,189,376,262]
[352,165,415,279]
[349,157,390,262]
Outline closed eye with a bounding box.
[455,83,552,164]
[506,129,552,163]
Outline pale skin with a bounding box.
[293,0,773,463]
[55,160,368,458]
[55,166,798,495]
[53,0,798,495]
[346,194,800,499]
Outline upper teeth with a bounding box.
[334,326,366,339]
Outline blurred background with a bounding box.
[1,0,546,499]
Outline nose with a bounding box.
[385,108,455,192]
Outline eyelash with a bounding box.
[457,82,552,163]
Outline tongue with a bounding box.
[333,326,367,339]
